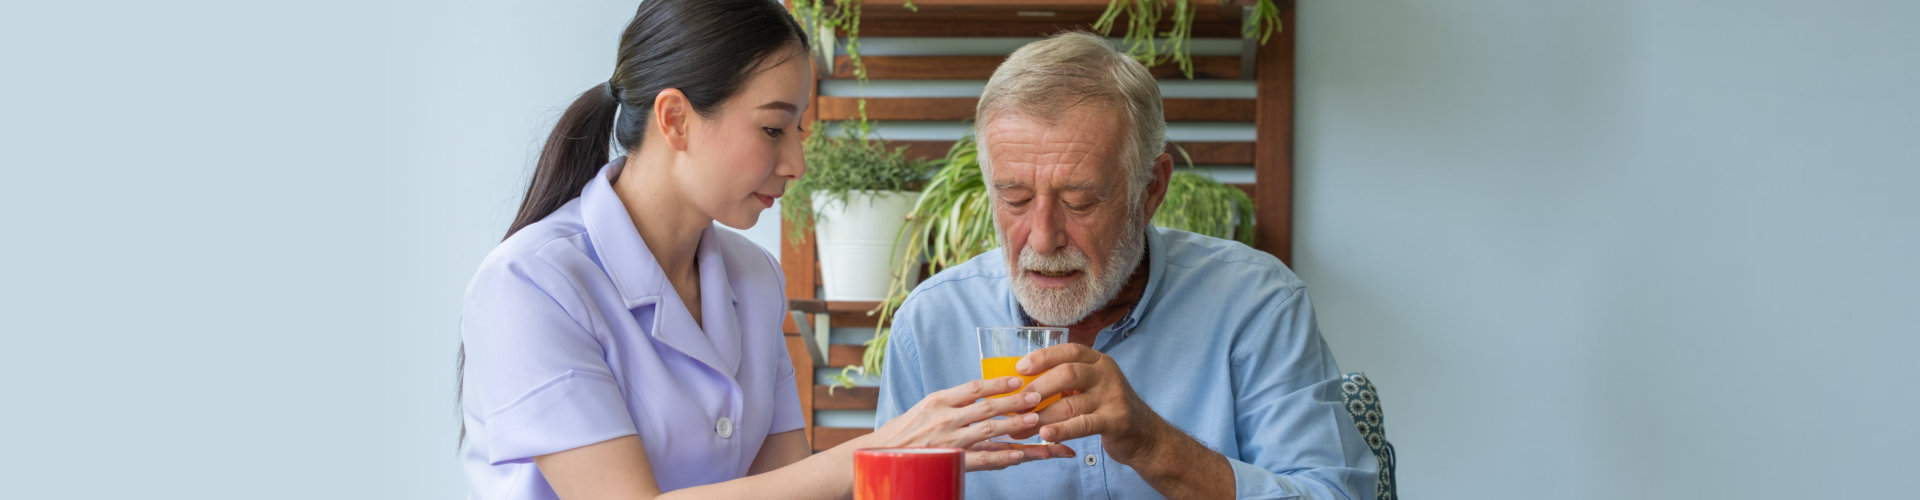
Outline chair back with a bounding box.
[1341,372,1397,500]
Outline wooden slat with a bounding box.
[780,222,818,335]
[1252,1,1294,264]
[832,55,1242,80]
[846,1,1254,38]
[786,310,879,330]
[813,427,874,452]
[1171,141,1256,165]
[895,140,959,162]
[1162,99,1258,122]
[817,97,1253,122]
[826,344,868,368]
[856,20,1244,38]
[818,96,972,121]
[832,313,881,329]
[788,299,882,314]
[785,334,815,431]
[814,386,881,410]
[894,140,1254,166]
[788,300,886,329]
[1229,183,1255,205]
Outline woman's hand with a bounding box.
[860,377,1074,471]
[963,440,1074,472]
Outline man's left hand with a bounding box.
[1017,343,1174,467]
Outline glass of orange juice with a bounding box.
[976,326,1067,445]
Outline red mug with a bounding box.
[853,448,964,500]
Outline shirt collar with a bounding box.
[581,158,664,309]
[580,158,742,373]
[1006,226,1169,338]
[580,158,738,308]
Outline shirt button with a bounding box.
[1084,454,1099,466]
[715,417,733,439]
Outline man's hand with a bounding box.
[1016,343,1176,467]
[1017,343,1235,499]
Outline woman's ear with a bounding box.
[653,88,693,151]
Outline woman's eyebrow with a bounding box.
[758,101,799,113]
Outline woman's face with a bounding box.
[679,47,813,230]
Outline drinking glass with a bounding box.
[976,326,1067,444]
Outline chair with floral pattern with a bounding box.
[1342,372,1398,500]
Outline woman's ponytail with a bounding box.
[503,82,621,240]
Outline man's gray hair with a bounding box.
[975,32,1166,204]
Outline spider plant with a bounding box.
[1154,170,1256,246]
[1094,0,1286,79]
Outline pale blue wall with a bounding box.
[2,1,648,497]
[1294,1,1919,498]
[1,1,1912,498]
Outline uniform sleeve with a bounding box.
[769,347,806,435]
[1226,285,1379,499]
[462,256,636,465]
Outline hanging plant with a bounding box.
[791,0,867,82]
[799,1,1283,82]
[792,0,922,84]
[1095,0,1285,79]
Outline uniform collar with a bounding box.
[581,159,666,309]
[581,158,742,374]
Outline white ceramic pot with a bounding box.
[812,190,923,301]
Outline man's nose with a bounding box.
[1026,200,1067,255]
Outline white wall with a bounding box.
[1,0,1913,499]
[2,1,712,498]
[1293,1,1919,498]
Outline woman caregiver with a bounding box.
[457,1,1068,498]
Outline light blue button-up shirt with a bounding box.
[875,227,1378,499]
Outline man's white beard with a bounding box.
[1005,210,1147,326]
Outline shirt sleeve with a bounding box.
[462,255,637,465]
[768,356,805,434]
[873,301,929,428]
[1226,284,1380,499]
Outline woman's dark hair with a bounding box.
[460,0,809,445]
[507,0,810,239]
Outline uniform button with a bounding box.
[1084,454,1099,466]
[715,417,733,439]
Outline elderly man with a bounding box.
[872,32,1378,499]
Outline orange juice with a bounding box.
[980,356,1060,412]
